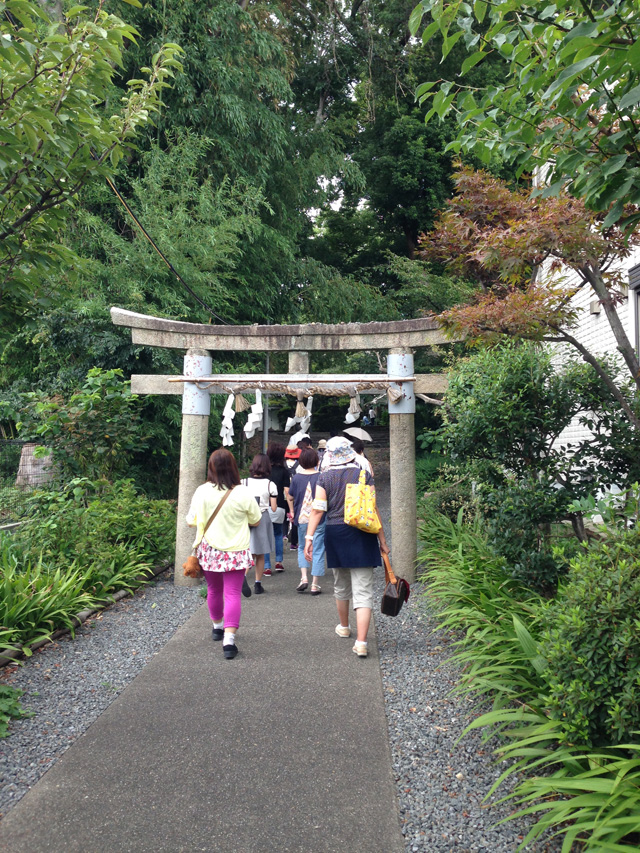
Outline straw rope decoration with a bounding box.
[234,393,251,413]
[188,380,406,402]
[294,391,309,418]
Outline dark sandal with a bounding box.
[310,584,322,596]
[296,581,308,593]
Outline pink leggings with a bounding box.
[203,569,245,629]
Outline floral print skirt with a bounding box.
[196,540,254,573]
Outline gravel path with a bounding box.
[1,444,561,850]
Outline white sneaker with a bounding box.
[335,624,351,638]
[352,641,368,658]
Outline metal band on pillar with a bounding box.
[174,349,212,586]
[387,352,416,415]
[182,351,212,417]
[387,348,417,583]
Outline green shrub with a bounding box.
[18,478,175,571]
[0,685,26,737]
[1,478,175,650]
[418,507,640,850]
[18,368,147,482]
[415,453,446,493]
[482,476,575,591]
[438,342,640,591]
[419,465,476,523]
[540,528,640,747]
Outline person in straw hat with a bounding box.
[303,436,389,658]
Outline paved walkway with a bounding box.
[0,547,404,853]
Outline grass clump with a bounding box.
[0,478,175,653]
[418,507,640,852]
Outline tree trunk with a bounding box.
[314,91,327,128]
[580,263,640,389]
[405,227,416,258]
[36,0,63,22]
[569,512,588,545]
[549,325,640,431]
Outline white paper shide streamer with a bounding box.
[285,394,313,433]
[243,390,263,439]
[219,393,236,446]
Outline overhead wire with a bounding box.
[97,158,229,324]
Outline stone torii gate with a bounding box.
[111,308,450,586]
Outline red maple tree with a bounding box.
[419,167,640,429]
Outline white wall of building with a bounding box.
[553,247,640,447]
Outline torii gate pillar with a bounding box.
[175,348,212,586]
[388,348,417,583]
[288,351,309,374]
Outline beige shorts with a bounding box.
[332,567,374,609]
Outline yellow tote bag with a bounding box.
[344,468,382,534]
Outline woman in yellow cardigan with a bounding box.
[187,448,261,659]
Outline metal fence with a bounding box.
[0,440,56,523]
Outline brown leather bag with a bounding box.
[380,553,410,617]
[183,487,235,578]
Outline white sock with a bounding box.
[356,641,368,647]
[223,631,236,646]
[213,620,224,630]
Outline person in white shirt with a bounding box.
[351,437,373,476]
[242,454,278,594]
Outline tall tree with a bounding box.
[410,0,640,228]
[0,0,182,329]
[420,167,640,429]
[305,0,507,297]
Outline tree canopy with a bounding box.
[420,166,640,429]
[410,0,640,227]
[0,0,182,328]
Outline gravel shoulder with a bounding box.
[375,578,561,852]
[0,572,202,819]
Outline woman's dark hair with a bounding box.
[299,447,319,469]
[249,453,272,478]
[351,438,365,455]
[267,442,286,467]
[207,448,240,489]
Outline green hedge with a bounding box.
[541,528,640,747]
